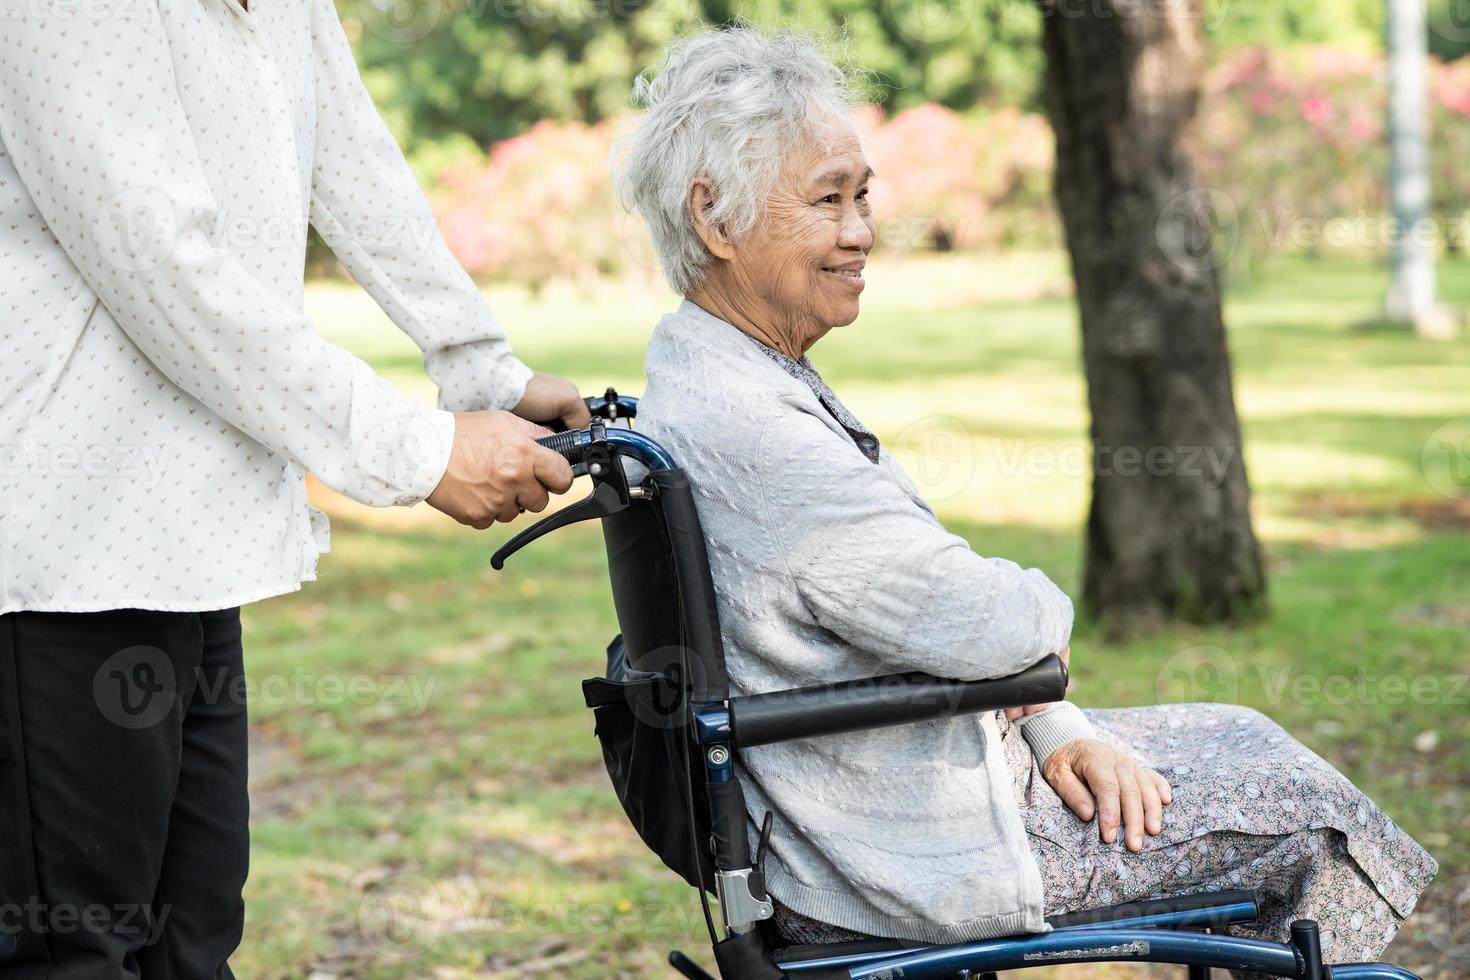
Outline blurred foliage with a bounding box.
[1202,0,1383,53]
[414,45,1470,291]
[431,117,631,292]
[328,1,1470,292]
[338,0,1403,168]
[1426,0,1470,62]
[1194,46,1470,278]
[426,101,1062,287]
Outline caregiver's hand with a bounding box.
[513,372,594,430]
[1003,645,1070,721]
[1042,739,1173,853]
[426,411,575,528]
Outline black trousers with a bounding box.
[0,608,249,980]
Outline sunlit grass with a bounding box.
[242,253,1470,978]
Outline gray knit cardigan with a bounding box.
[637,299,1093,944]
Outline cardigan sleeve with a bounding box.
[306,0,533,414]
[0,1,455,508]
[1014,701,1095,764]
[760,397,1075,683]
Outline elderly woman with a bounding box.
[612,27,1438,965]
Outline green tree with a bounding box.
[339,0,1047,158]
[340,0,1407,165]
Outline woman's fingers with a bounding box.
[1043,741,1172,850]
[1005,702,1052,721]
[1045,758,1097,823]
[1116,764,1146,851]
[1150,768,1174,806]
[1141,768,1164,837]
[1082,759,1121,843]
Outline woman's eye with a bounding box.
[820,194,839,205]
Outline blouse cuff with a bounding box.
[1015,700,1094,764]
[482,356,535,413]
[374,407,457,507]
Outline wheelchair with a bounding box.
[489,389,1423,980]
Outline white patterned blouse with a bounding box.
[0,0,531,614]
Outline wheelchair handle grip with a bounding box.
[536,429,588,465]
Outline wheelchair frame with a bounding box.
[490,389,1424,980]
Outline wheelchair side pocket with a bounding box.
[582,635,715,892]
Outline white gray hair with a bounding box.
[611,26,858,295]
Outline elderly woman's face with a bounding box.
[717,117,875,350]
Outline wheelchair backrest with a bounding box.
[602,467,729,704]
[491,401,743,895]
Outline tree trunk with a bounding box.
[1037,0,1265,633]
[1384,0,1455,338]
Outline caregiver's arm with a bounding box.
[0,4,554,511]
[761,402,1078,685]
[305,0,589,430]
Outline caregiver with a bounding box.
[0,0,586,976]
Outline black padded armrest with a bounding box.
[726,654,1068,749]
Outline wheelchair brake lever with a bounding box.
[490,480,628,570]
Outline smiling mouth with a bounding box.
[821,266,865,285]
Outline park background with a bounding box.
[241,1,1469,976]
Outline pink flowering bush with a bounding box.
[1195,45,1470,267]
[426,46,1470,287]
[857,103,1058,253]
[431,118,634,291]
[431,102,1060,287]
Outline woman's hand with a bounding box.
[426,411,574,527]
[1041,738,1173,852]
[512,372,593,430]
[1004,645,1070,721]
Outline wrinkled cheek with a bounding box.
[769,262,813,306]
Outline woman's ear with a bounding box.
[688,179,736,261]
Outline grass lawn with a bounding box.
[237,253,1470,978]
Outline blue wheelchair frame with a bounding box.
[492,390,1425,980]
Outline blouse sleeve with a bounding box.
[0,1,455,508]
[307,0,534,414]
